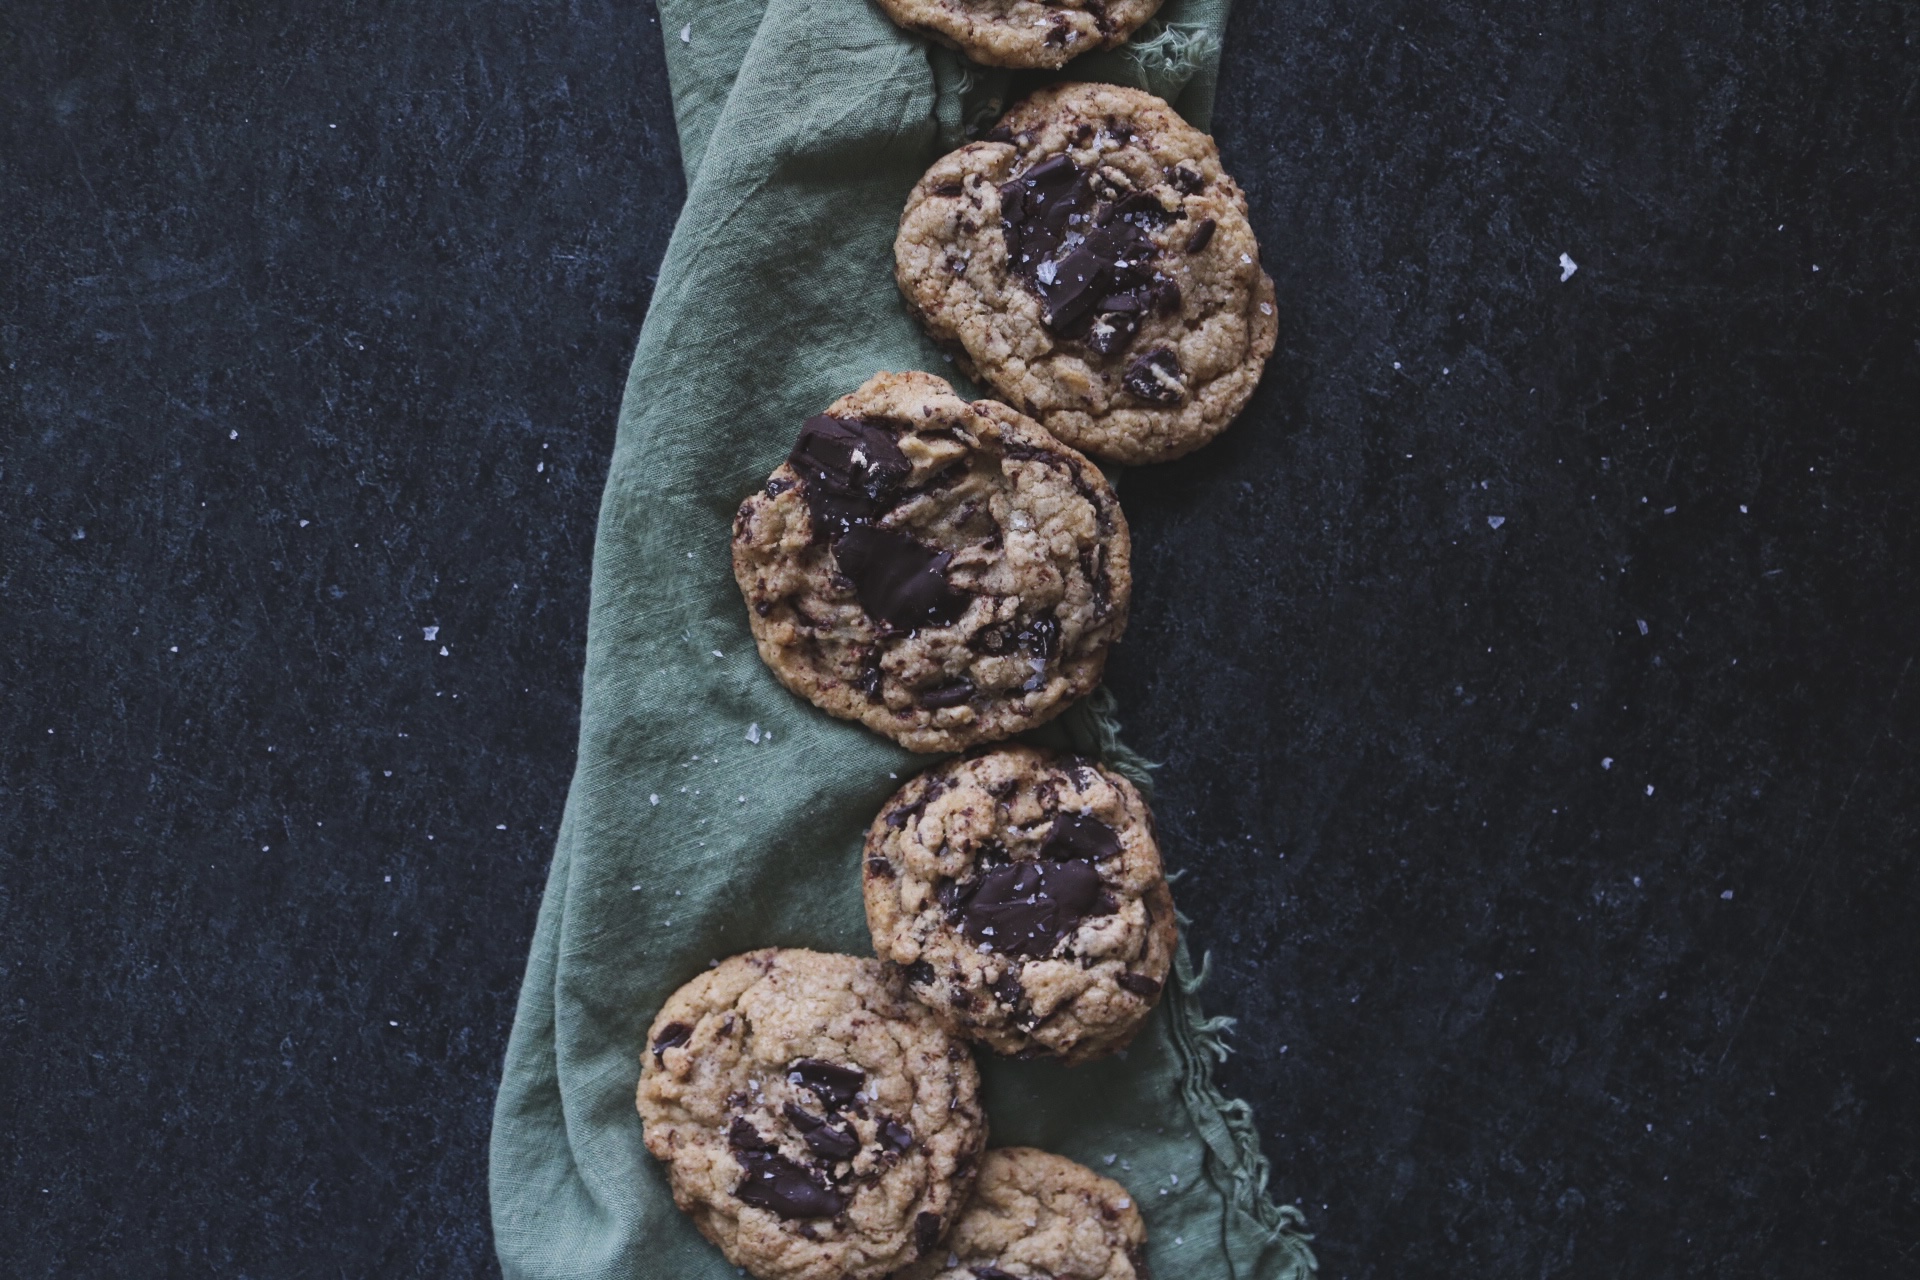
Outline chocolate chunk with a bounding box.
[787,414,910,538]
[1170,163,1206,194]
[782,1101,823,1132]
[933,180,964,197]
[904,960,936,987]
[946,859,1106,957]
[971,1269,1023,1280]
[865,856,895,879]
[1118,972,1163,998]
[991,970,1024,1008]
[1086,309,1140,356]
[983,124,1014,143]
[914,1211,944,1256]
[789,1058,865,1110]
[1186,217,1216,253]
[733,1150,846,1219]
[1122,348,1185,404]
[832,525,970,629]
[969,613,1058,659]
[856,649,885,702]
[879,1118,915,1152]
[806,1124,859,1161]
[765,476,793,498]
[1040,811,1122,862]
[919,678,976,709]
[651,1022,693,1063]
[729,1116,772,1151]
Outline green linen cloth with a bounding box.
[488,2,1315,1276]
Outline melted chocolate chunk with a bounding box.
[788,414,911,538]
[914,1211,944,1256]
[945,859,1107,957]
[733,1150,846,1219]
[919,678,976,709]
[879,1118,915,1152]
[991,970,1025,1008]
[865,856,895,878]
[1186,216,1216,253]
[1000,154,1177,350]
[789,1058,865,1110]
[904,959,936,986]
[1040,811,1122,862]
[1118,972,1163,998]
[1122,347,1185,404]
[833,525,970,629]
[729,1116,772,1151]
[651,1022,693,1063]
[782,1103,859,1161]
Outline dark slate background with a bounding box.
[3,1,1915,1276]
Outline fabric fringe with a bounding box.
[1068,686,1318,1277]
[1117,22,1225,106]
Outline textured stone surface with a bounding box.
[3,2,1917,1278]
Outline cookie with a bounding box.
[899,1147,1149,1280]
[864,745,1176,1064]
[731,371,1130,754]
[638,949,989,1280]
[896,82,1277,465]
[872,0,1165,70]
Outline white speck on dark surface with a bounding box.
[1559,252,1579,280]
[1488,515,1505,529]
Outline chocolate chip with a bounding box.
[904,960,936,986]
[1118,973,1162,998]
[879,1118,914,1152]
[1040,811,1122,862]
[866,857,895,880]
[969,613,1058,659]
[945,859,1106,957]
[1186,217,1216,254]
[729,1116,772,1151]
[919,678,976,709]
[832,525,970,629]
[765,476,793,498]
[1122,348,1186,404]
[1170,163,1206,194]
[914,1211,944,1256]
[787,414,910,538]
[789,1058,865,1110]
[733,1150,846,1219]
[933,180,964,197]
[651,1022,692,1063]
[972,1268,1022,1280]
[856,649,885,702]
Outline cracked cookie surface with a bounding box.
[872,0,1164,70]
[899,1147,1149,1280]
[731,371,1130,754]
[638,949,988,1280]
[896,82,1276,465]
[865,746,1176,1065]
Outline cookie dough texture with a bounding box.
[731,371,1130,754]
[638,949,988,1280]
[900,1147,1149,1280]
[865,746,1176,1065]
[872,0,1165,70]
[896,82,1277,465]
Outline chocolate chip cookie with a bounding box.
[899,1147,1149,1280]
[731,371,1130,754]
[872,0,1165,70]
[638,949,988,1280]
[864,746,1176,1065]
[896,82,1277,465]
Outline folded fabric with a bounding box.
[487,2,1314,1276]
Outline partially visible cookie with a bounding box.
[873,0,1165,70]
[731,371,1131,754]
[637,949,988,1280]
[899,1147,1149,1280]
[896,82,1277,465]
[864,746,1176,1065]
